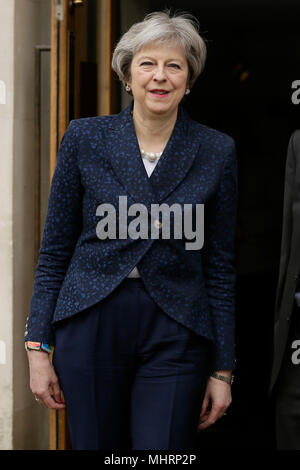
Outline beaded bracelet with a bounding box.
[25,341,52,354]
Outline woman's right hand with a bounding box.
[27,350,66,409]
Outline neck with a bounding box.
[131,102,178,148]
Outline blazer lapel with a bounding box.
[105,99,202,210]
[105,100,156,212]
[149,104,202,202]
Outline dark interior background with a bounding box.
[82,0,300,449]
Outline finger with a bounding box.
[198,404,224,430]
[51,379,64,404]
[198,411,215,430]
[40,391,66,410]
[199,409,210,423]
[198,407,212,429]
[200,396,211,418]
[34,396,43,407]
[45,396,66,410]
[34,395,47,408]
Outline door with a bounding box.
[49,0,119,449]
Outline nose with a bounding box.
[153,65,167,82]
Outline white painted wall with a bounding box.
[0,0,15,451]
[13,0,51,450]
[0,0,51,450]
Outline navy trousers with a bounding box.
[53,277,213,450]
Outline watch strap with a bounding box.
[210,371,234,385]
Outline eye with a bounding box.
[140,61,153,66]
[168,63,181,69]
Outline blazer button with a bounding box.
[153,219,163,229]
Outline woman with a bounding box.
[25,9,237,450]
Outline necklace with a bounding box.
[130,110,163,162]
[140,149,163,162]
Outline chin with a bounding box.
[147,103,176,115]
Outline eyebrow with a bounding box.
[138,56,184,64]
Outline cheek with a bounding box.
[134,71,152,84]
[172,79,188,92]
[168,72,188,87]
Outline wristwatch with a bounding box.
[210,371,234,385]
[25,341,52,354]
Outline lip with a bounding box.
[149,90,170,97]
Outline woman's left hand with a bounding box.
[197,374,232,431]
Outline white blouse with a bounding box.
[127,156,159,278]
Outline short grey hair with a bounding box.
[111,9,207,90]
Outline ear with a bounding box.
[186,69,192,90]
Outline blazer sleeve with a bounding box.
[202,139,238,371]
[24,120,83,345]
[274,131,298,320]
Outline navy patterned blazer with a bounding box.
[25,99,238,371]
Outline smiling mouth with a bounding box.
[149,90,170,96]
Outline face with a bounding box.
[127,41,189,116]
